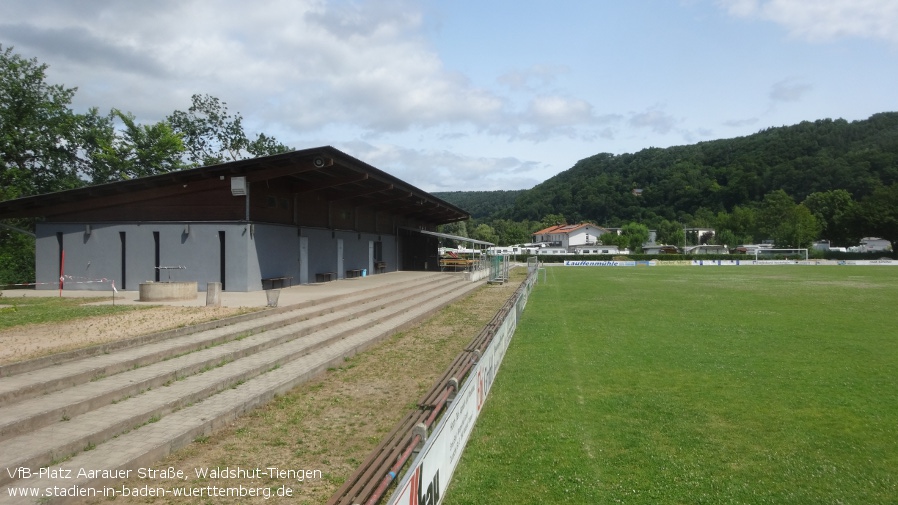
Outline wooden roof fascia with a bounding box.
[11,177,232,219]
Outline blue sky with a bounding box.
[1,0,896,192]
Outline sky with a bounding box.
[2,0,896,192]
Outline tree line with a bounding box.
[0,45,292,284]
[436,113,898,251]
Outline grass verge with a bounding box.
[0,295,149,330]
[445,266,898,504]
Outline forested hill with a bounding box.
[449,113,898,227]
[432,190,524,219]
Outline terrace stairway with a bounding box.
[0,272,482,503]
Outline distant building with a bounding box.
[643,245,681,254]
[572,245,624,255]
[685,244,728,255]
[735,243,775,254]
[531,223,609,250]
[813,240,848,253]
[685,227,715,244]
[858,237,892,253]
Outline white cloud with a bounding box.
[718,0,898,43]
[629,106,679,134]
[0,1,506,133]
[339,141,543,191]
[526,95,595,126]
[0,0,607,144]
[2,0,624,153]
[497,64,570,91]
[769,78,812,102]
[723,117,760,127]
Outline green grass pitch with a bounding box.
[444,266,898,504]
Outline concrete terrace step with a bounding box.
[0,273,452,407]
[0,273,447,380]
[0,274,482,496]
[0,274,462,442]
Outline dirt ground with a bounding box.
[82,270,527,505]
[0,306,253,366]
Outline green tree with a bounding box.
[715,229,738,249]
[167,94,291,166]
[1,45,95,285]
[852,183,898,247]
[786,205,822,248]
[491,219,530,246]
[0,44,90,197]
[89,109,186,183]
[802,189,857,246]
[620,222,650,252]
[656,219,685,247]
[472,223,499,245]
[538,213,567,230]
[439,220,468,239]
[756,190,796,242]
[0,225,34,285]
[600,231,629,249]
[715,206,757,245]
[757,190,821,247]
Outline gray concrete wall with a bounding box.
[35,222,398,292]
[36,222,251,291]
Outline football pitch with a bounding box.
[444,266,898,504]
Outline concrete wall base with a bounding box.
[465,269,490,282]
[139,281,198,302]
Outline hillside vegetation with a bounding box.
[432,190,524,219]
[438,113,898,249]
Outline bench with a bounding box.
[315,272,336,283]
[374,261,387,274]
[439,258,473,271]
[261,276,293,289]
[346,268,363,279]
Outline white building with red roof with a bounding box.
[531,223,610,250]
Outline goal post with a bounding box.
[753,248,809,261]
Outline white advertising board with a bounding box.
[386,278,530,505]
[691,259,744,266]
[691,259,897,266]
[564,260,656,267]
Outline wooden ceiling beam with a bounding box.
[245,160,328,182]
[327,183,393,202]
[296,174,369,193]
